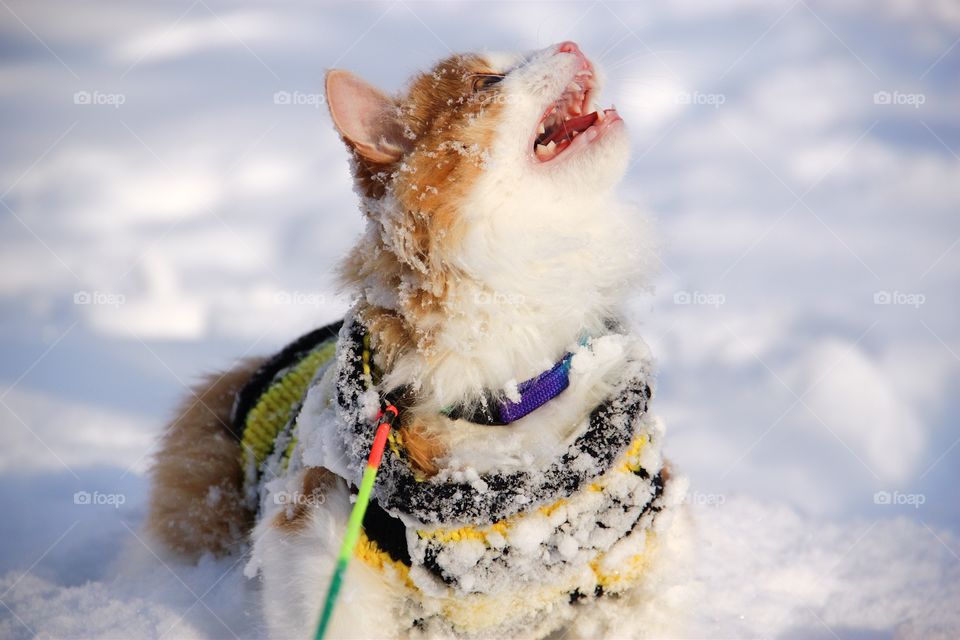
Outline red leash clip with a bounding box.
[369,403,398,468]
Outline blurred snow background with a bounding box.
[1,0,958,637]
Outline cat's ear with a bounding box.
[325,69,407,164]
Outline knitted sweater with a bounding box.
[233,316,681,637]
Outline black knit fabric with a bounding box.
[335,317,653,527]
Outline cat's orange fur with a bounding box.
[146,359,262,558]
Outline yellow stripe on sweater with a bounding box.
[241,340,337,473]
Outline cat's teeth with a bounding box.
[596,109,605,122]
[537,122,546,135]
[535,140,558,159]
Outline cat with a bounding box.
[147,41,686,639]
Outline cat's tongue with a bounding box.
[543,111,598,145]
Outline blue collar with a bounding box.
[443,335,589,426]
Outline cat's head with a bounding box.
[326,41,627,204]
[326,42,647,405]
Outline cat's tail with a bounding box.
[145,358,264,560]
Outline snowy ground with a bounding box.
[1,1,958,638]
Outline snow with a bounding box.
[0,546,263,640]
[686,500,960,639]
[2,498,958,639]
[507,514,553,555]
[1,0,958,637]
[502,379,521,403]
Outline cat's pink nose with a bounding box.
[556,41,591,71]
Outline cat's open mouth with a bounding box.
[533,69,621,163]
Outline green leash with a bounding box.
[313,403,398,640]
